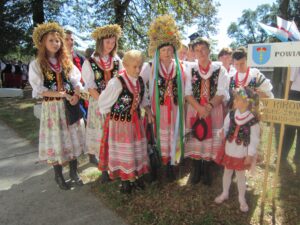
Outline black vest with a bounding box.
[110,76,145,122]
[89,58,119,94]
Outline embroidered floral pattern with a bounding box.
[157,72,178,105]
[110,76,145,122]
[89,58,119,93]
[226,111,258,146]
[191,67,220,102]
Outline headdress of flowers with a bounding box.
[91,24,122,41]
[148,14,181,57]
[32,22,65,49]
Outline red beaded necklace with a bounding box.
[198,61,211,75]
[235,67,250,87]
[99,56,112,70]
[48,60,61,73]
[160,62,174,80]
[235,112,252,121]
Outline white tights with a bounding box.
[221,168,247,204]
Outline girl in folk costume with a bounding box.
[81,25,123,179]
[98,50,152,193]
[214,87,260,212]
[229,47,273,107]
[184,37,229,185]
[29,22,85,190]
[140,15,185,182]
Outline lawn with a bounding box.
[0,87,299,225]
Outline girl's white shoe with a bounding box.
[239,201,249,212]
[214,194,228,204]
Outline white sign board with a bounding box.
[247,42,300,67]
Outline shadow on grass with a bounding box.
[90,159,259,225]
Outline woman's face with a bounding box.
[218,54,232,69]
[233,95,249,111]
[103,36,116,55]
[44,33,61,56]
[193,44,210,62]
[233,57,248,73]
[159,45,174,62]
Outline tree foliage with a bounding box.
[227,3,279,47]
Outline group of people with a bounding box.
[29,14,275,213]
[0,59,29,88]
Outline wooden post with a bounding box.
[272,66,291,199]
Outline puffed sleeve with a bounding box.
[115,55,124,71]
[216,65,230,101]
[28,60,49,99]
[98,77,123,114]
[140,76,150,108]
[253,68,274,98]
[223,112,230,135]
[81,59,97,90]
[140,62,152,84]
[69,65,83,90]
[184,62,197,96]
[248,123,260,156]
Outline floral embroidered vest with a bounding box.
[89,58,119,94]
[226,110,259,147]
[191,67,220,102]
[110,76,145,122]
[43,69,74,100]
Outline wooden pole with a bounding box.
[272,66,291,200]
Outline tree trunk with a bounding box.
[32,0,44,26]
[279,0,289,19]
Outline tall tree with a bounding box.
[227,3,278,47]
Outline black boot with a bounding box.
[89,154,99,166]
[202,161,212,186]
[190,159,201,185]
[135,177,146,190]
[101,171,111,184]
[166,162,176,182]
[69,159,83,186]
[53,165,70,190]
[120,181,132,194]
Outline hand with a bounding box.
[218,129,225,139]
[244,155,254,169]
[197,105,208,118]
[204,103,213,114]
[147,112,155,124]
[69,95,79,105]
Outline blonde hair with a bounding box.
[122,50,144,66]
[37,31,73,75]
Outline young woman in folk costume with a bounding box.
[184,37,229,186]
[228,47,273,109]
[98,50,153,193]
[29,22,85,190]
[140,15,185,182]
[81,25,123,182]
[215,87,261,212]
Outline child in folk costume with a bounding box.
[140,15,185,182]
[82,25,123,181]
[214,87,260,212]
[29,22,85,190]
[184,37,229,185]
[229,47,273,106]
[98,50,152,193]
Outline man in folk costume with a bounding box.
[184,37,230,185]
[65,30,88,123]
[141,14,185,182]
[29,22,85,190]
[82,24,123,182]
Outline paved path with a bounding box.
[0,121,126,225]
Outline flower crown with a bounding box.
[91,24,122,41]
[148,14,181,57]
[32,22,65,49]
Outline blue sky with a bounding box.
[185,0,277,51]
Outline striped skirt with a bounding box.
[108,118,149,181]
[184,103,224,161]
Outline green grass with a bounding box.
[0,87,39,145]
[1,89,299,225]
